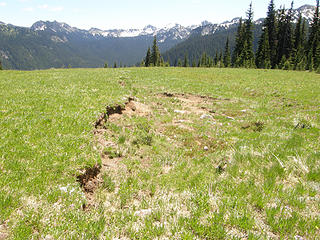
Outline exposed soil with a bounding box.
[82,93,229,210]
[77,164,101,210]
[0,223,8,240]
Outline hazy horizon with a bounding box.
[0,0,316,30]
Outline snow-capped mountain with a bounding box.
[295,4,315,22]
[87,24,196,42]
[29,4,315,41]
[30,20,198,44]
[196,4,315,37]
[0,4,316,70]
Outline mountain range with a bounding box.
[0,4,315,70]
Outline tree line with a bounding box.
[141,0,320,72]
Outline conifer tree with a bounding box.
[232,3,255,68]
[104,61,108,68]
[232,18,245,66]
[151,36,161,66]
[178,58,182,67]
[293,14,307,70]
[145,47,151,67]
[256,0,277,68]
[201,52,207,67]
[265,0,278,67]
[183,53,189,67]
[192,59,196,67]
[0,61,2,70]
[284,2,294,59]
[214,52,219,66]
[223,37,231,67]
[160,56,165,67]
[219,51,224,68]
[114,61,117,68]
[276,7,288,65]
[242,2,255,68]
[256,28,271,68]
[308,0,320,63]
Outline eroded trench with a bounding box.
[77,93,237,210]
[77,97,152,209]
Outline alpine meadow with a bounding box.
[0,0,320,239]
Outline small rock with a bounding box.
[204,146,209,151]
[134,209,152,217]
[200,114,213,119]
[174,110,187,114]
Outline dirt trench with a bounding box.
[78,97,152,209]
[78,93,231,210]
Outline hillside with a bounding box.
[163,4,313,64]
[0,22,193,70]
[0,68,319,239]
[0,4,314,70]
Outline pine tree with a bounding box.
[183,53,189,67]
[284,2,294,59]
[145,47,151,67]
[113,61,117,68]
[178,58,182,67]
[0,61,2,70]
[256,0,277,68]
[293,14,307,70]
[104,61,108,68]
[276,7,288,65]
[160,57,165,67]
[242,2,255,68]
[214,52,219,66]
[232,3,255,68]
[223,37,231,67]
[307,51,314,71]
[219,51,223,68]
[265,0,278,68]
[151,36,161,66]
[201,52,207,67]
[256,27,271,69]
[232,18,245,66]
[308,0,320,61]
[192,59,196,67]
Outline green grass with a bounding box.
[0,67,319,239]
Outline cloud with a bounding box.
[49,6,63,12]
[22,7,33,12]
[0,2,7,7]
[37,4,63,12]
[38,4,48,9]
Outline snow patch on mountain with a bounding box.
[26,4,315,42]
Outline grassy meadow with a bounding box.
[0,67,319,239]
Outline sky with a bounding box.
[0,0,316,30]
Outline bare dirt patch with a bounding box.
[160,92,231,118]
[79,97,153,210]
[98,97,152,124]
[77,164,101,210]
[0,223,8,240]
